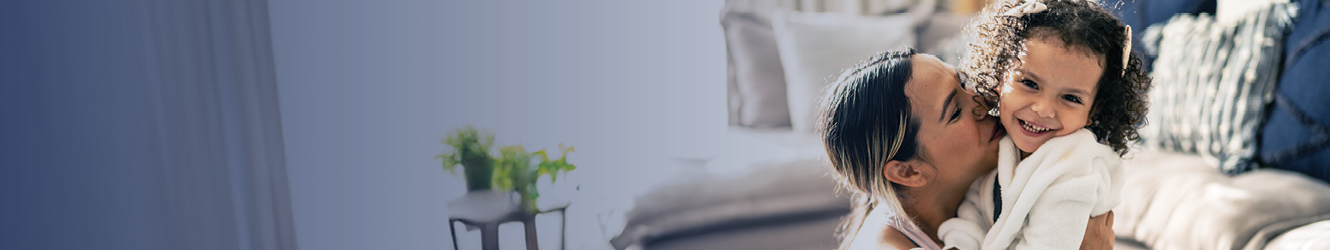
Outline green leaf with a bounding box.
[438,126,577,210]
[437,126,495,176]
[535,145,576,183]
[493,145,535,191]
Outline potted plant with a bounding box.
[436,125,495,191]
[493,144,576,212]
[437,126,578,210]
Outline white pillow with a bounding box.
[1263,218,1330,250]
[771,11,918,133]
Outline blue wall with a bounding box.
[268,1,727,249]
[0,2,158,248]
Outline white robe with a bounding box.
[938,129,1123,250]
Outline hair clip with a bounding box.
[1002,0,1048,17]
[957,71,973,91]
[1122,25,1132,76]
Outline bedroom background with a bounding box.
[5,0,1330,250]
[270,1,732,249]
[3,0,734,249]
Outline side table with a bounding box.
[447,190,569,250]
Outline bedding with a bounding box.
[1112,150,1330,250]
[604,128,844,250]
[1262,218,1330,250]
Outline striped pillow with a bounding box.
[1139,3,1297,174]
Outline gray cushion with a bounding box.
[1138,2,1297,174]
[915,13,976,63]
[722,10,793,128]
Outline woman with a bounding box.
[818,48,1114,250]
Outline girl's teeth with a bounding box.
[1022,120,1048,133]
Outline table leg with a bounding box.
[448,220,461,250]
[481,222,499,250]
[523,217,540,250]
[559,209,566,250]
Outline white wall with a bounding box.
[268,1,727,249]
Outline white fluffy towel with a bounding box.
[939,129,1123,250]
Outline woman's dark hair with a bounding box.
[962,0,1151,155]
[818,48,924,250]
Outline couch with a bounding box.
[604,0,1330,249]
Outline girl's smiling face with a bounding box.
[999,35,1104,154]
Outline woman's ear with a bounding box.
[883,160,931,187]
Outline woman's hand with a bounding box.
[1079,211,1115,250]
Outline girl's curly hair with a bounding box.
[961,0,1151,156]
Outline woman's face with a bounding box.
[905,55,1005,190]
[997,37,1103,153]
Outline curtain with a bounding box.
[0,0,297,249]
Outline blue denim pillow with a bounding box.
[1102,0,1216,68]
[1259,0,1330,182]
[1103,0,1216,31]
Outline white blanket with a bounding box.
[938,129,1123,250]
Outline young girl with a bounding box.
[937,0,1151,249]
